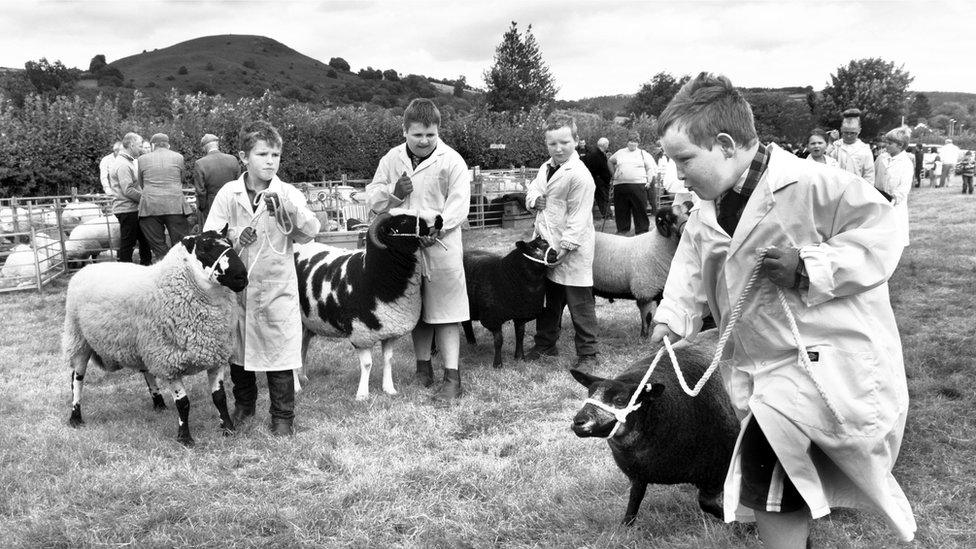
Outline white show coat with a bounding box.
[525,152,595,287]
[367,142,470,323]
[204,175,320,371]
[654,146,915,542]
[829,139,875,185]
[874,151,913,246]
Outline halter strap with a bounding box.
[205,246,233,284]
[521,246,558,267]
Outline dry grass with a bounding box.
[1,187,974,548]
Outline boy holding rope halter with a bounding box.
[650,73,915,545]
[204,121,320,436]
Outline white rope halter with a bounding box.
[521,246,558,267]
[584,247,844,439]
[386,209,448,250]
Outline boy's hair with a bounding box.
[657,72,758,149]
[808,128,830,142]
[403,98,441,129]
[544,113,578,140]
[239,121,283,154]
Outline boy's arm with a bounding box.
[525,168,545,209]
[559,169,594,250]
[366,152,404,214]
[653,223,708,341]
[890,159,913,206]
[799,181,902,307]
[438,158,471,232]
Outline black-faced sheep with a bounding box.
[62,228,248,446]
[570,329,738,525]
[461,235,558,367]
[592,208,685,337]
[294,209,443,400]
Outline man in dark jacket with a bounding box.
[581,137,613,218]
[138,133,192,261]
[193,133,241,224]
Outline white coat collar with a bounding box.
[226,173,286,220]
[396,142,446,175]
[543,151,581,188]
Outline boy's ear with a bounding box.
[715,133,737,158]
[238,151,247,164]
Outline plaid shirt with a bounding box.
[716,143,770,236]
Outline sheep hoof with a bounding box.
[621,514,637,526]
[383,387,398,396]
[492,361,503,369]
[177,434,195,448]
[152,394,167,411]
[355,392,368,401]
[220,421,235,436]
[68,405,85,428]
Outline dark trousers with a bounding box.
[912,164,922,187]
[230,364,295,420]
[963,175,974,194]
[612,184,650,234]
[594,181,611,217]
[140,214,190,262]
[115,211,152,265]
[533,279,598,357]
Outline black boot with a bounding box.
[230,363,256,424]
[432,368,462,401]
[267,370,295,436]
[415,359,435,387]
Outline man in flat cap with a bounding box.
[192,133,240,225]
[828,108,875,185]
[137,133,192,261]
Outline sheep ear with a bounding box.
[639,383,665,401]
[181,235,195,254]
[220,223,229,237]
[515,240,528,253]
[655,209,675,238]
[570,368,602,388]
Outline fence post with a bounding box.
[71,187,78,201]
[472,166,483,228]
[10,197,21,237]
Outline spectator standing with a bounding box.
[138,133,192,261]
[193,133,241,225]
[957,151,975,194]
[874,127,914,247]
[581,138,612,219]
[925,147,942,187]
[938,138,961,188]
[828,108,875,185]
[912,143,925,187]
[607,131,657,234]
[805,128,839,167]
[99,141,122,194]
[107,133,152,265]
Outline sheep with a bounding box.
[62,227,248,446]
[570,329,738,525]
[0,234,60,288]
[592,207,685,337]
[60,201,104,230]
[64,215,120,262]
[294,209,443,400]
[461,235,558,368]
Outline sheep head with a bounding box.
[570,368,664,439]
[182,225,247,292]
[367,209,444,251]
[516,235,559,265]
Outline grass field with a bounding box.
[1,187,974,548]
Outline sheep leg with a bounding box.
[637,299,657,338]
[697,486,724,520]
[462,320,476,345]
[380,338,397,396]
[513,320,527,361]
[142,371,167,411]
[491,329,504,368]
[164,379,194,447]
[207,367,234,435]
[355,347,372,401]
[68,350,91,428]
[622,480,648,525]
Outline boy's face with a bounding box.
[661,126,738,201]
[239,139,281,183]
[545,126,577,165]
[404,123,439,157]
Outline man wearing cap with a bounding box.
[192,133,240,225]
[828,108,875,185]
[938,138,961,188]
[137,133,192,261]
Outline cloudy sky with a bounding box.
[1,0,972,99]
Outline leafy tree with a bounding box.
[177,65,188,75]
[906,93,931,125]
[453,75,466,98]
[328,57,350,71]
[402,74,437,98]
[627,72,689,118]
[382,69,400,82]
[818,58,913,137]
[358,67,383,80]
[745,91,815,144]
[484,22,557,113]
[0,72,35,107]
[88,54,108,73]
[23,58,78,95]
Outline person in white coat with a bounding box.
[523,114,599,370]
[204,121,321,436]
[367,99,470,400]
[827,109,875,185]
[651,73,915,547]
[873,126,914,247]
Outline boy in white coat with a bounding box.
[367,99,471,400]
[651,73,915,546]
[524,114,599,369]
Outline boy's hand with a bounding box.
[533,195,547,211]
[394,172,413,199]
[263,192,280,212]
[419,228,441,248]
[827,129,840,141]
[762,246,802,288]
[238,226,257,247]
[650,323,680,345]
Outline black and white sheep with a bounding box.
[592,208,684,337]
[62,228,248,446]
[461,235,558,367]
[294,209,443,400]
[570,329,738,525]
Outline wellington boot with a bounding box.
[231,405,255,425]
[432,368,463,401]
[270,417,294,437]
[415,359,435,387]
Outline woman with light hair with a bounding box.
[874,126,913,246]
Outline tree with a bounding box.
[627,72,689,118]
[402,74,437,98]
[746,92,815,144]
[906,93,931,125]
[382,69,400,82]
[818,58,913,137]
[453,75,466,98]
[328,57,350,72]
[88,54,107,73]
[483,22,557,113]
[23,58,78,95]
[358,67,382,80]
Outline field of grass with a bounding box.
[1,186,974,548]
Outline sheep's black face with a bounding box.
[186,229,248,292]
[379,214,444,248]
[516,235,559,265]
[654,206,686,238]
[570,369,663,438]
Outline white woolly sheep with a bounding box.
[62,228,248,446]
[60,202,104,230]
[0,234,60,287]
[294,209,443,400]
[592,208,684,337]
[64,216,120,261]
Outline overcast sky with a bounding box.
[1,0,972,99]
